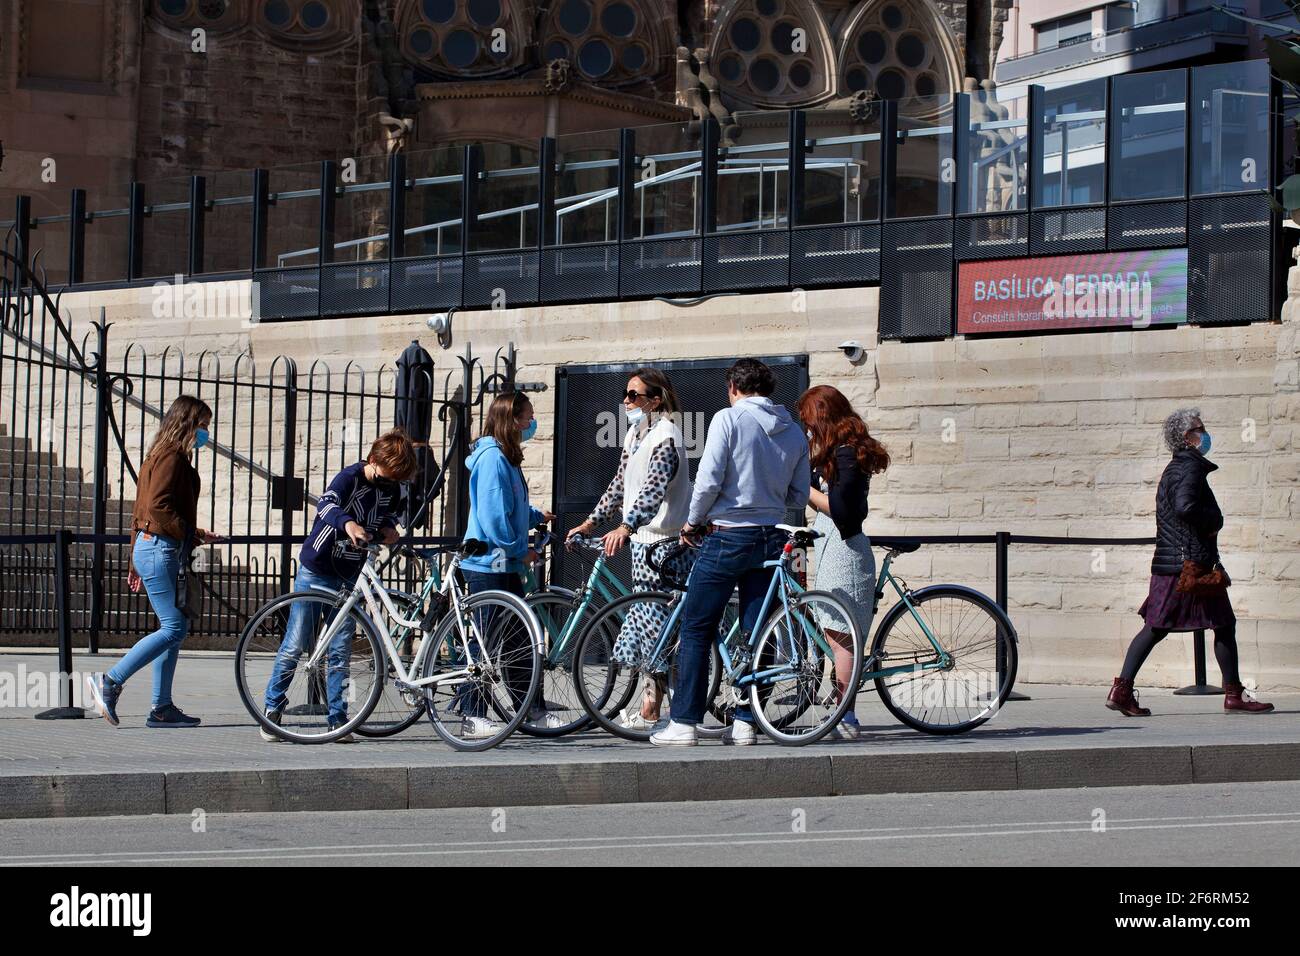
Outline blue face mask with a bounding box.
[520,418,538,443]
[1197,431,1211,456]
[626,406,645,425]
[195,428,210,450]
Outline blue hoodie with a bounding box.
[461,436,543,574]
[688,396,810,527]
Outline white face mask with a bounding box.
[626,406,645,425]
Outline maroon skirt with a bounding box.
[1138,573,1236,631]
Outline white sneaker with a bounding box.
[619,707,654,730]
[723,720,756,746]
[828,721,861,741]
[528,710,567,731]
[461,716,506,740]
[649,720,697,747]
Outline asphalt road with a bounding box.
[2,781,1297,867]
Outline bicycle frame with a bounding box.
[302,551,483,694]
[527,540,631,666]
[637,545,808,693]
[858,550,953,682]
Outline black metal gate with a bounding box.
[0,241,522,649]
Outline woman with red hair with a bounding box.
[796,385,890,740]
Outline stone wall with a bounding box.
[48,264,1300,690]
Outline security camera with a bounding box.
[838,340,865,364]
[426,310,455,350]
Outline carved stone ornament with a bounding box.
[544,58,572,94]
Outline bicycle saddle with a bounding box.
[460,538,490,557]
[884,539,922,553]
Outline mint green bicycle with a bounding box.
[516,529,639,737]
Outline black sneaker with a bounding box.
[145,704,201,728]
[259,708,283,743]
[328,721,356,743]
[85,673,121,727]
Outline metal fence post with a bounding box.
[278,358,300,597]
[87,312,112,654]
[994,530,1029,701]
[1174,629,1224,695]
[455,343,474,537]
[188,174,206,277]
[127,182,145,281]
[68,188,86,286]
[35,529,85,719]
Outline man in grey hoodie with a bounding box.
[650,358,810,747]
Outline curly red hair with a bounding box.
[796,385,889,484]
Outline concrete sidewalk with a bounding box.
[2,649,1297,820]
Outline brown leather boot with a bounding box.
[1106,677,1151,716]
[1223,682,1274,714]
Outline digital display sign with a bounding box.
[956,248,1189,335]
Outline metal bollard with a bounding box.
[35,529,86,719]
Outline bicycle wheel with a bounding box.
[354,590,429,738]
[870,585,1017,735]
[235,589,385,744]
[749,590,862,746]
[518,588,599,737]
[420,590,543,751]
[573,590,721,742]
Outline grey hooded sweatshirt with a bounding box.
[687,396,810,527]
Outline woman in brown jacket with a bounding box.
[86,395,223,728]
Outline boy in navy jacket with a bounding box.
[260,429,418,741]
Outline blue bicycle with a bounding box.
[572,525,863,745]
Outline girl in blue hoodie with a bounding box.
[458,391,555,737]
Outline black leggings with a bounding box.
[1120,623,1239,685]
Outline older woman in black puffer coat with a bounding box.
[1107,407,1273,716]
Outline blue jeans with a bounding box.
[672,526,785,726]
[109,533,190,710]
[263,564,355,725]
[456,569,534,719]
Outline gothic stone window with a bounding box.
[710,0,835,107]
[152,0,243,31]
[839,0,958,102]
[399,0,532,76]
[540,0,665,86]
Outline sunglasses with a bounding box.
[625,390,653,402]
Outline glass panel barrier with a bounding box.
[553,127,620,246]
[1112,68,1186,202]
[403,145,463,257]
[25,187,71,287]
[629,119,698,239]
[963,86,1029,214]
[332,153,390,263]
[264,162,322,269]
[140,175,191,280]
[717,110,790,232]
[473,141,538,253]
[803,108,881,225]
[82,182,131,284]
[203,169,255,275]
[894,93,954,219]
[1036,77,1107,208]
[1191,59,1270,197]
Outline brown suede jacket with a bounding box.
[132,447,201,547]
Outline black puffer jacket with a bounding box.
[1151,448,1223,575]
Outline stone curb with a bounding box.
[3,743,1298,819]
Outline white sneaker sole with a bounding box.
[85,674,119,727]
[649,735,698,747]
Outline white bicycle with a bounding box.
[235,539,545,751]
